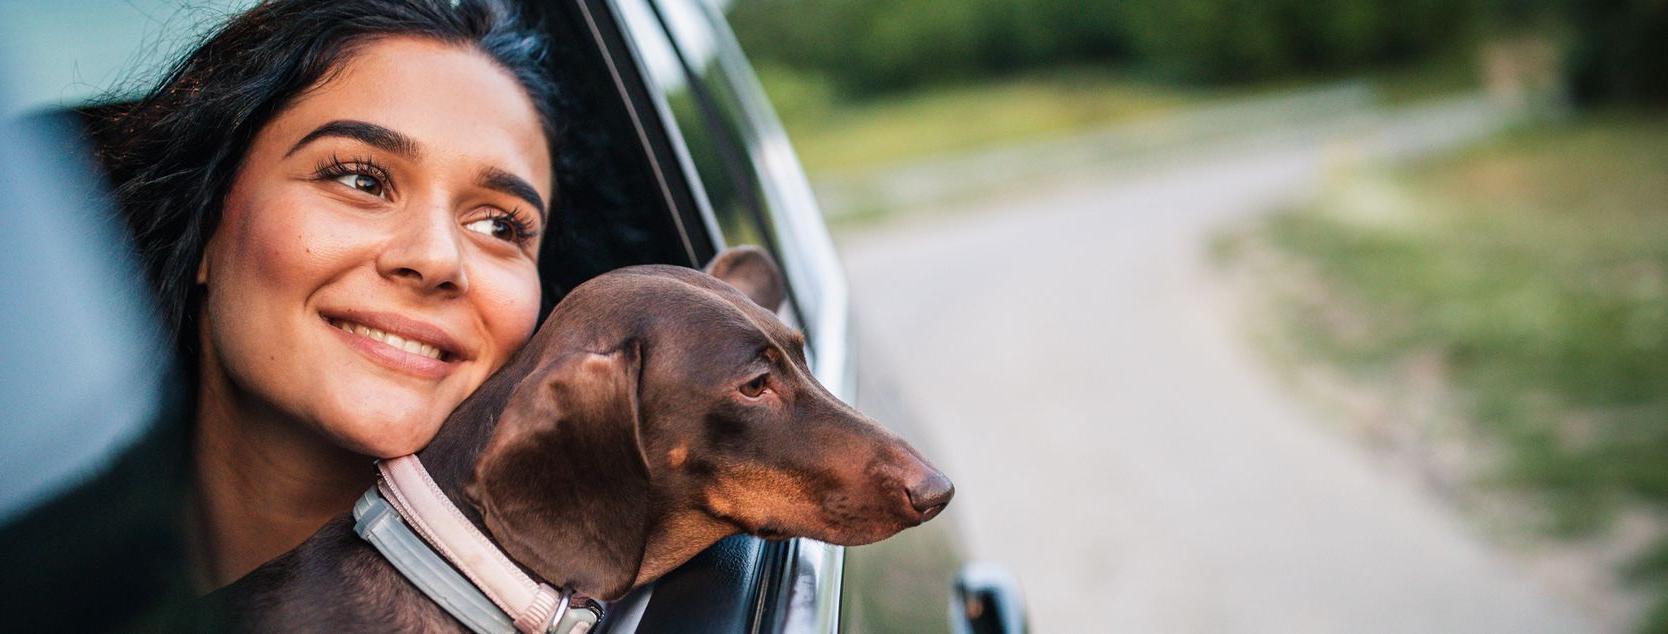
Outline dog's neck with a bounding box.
[407,346,734,600]
[628,509,734,588]
[410,354,521,527]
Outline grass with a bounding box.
[1239,113,1668,628]
[759,66,1207,174]
[760,61,1485,178]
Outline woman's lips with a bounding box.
[319,311,467,380]
[328,318,447,360]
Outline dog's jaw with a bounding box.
[629,509,739,589]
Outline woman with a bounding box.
[96,0,561,591]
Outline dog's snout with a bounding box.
[905,470,954,521]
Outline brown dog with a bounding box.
[207,247,952,631]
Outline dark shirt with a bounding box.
[0,392,202,631]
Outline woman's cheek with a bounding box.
[481,261,544,367]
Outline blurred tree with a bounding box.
[727,0,1131,95]
[1564,0,1668,105]
[727,0,1665,107]
[1116,0,1479,81]
[855,0,986,88]
[728,0,1479,90]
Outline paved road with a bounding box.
[835,96,1600,633]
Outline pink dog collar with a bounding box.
[373,455,581,634]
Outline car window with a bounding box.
[516,0,705,298]
[617,0,830,341]
[614,0,768,249]
[642,0,851,396]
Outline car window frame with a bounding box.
[551,1,798,632]
[599,1,856,632]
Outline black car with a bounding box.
[0,0,1020,631]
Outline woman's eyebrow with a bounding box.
[285,119,420,159]
[477,166,546,219]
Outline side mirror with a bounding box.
[950,562,1028,634]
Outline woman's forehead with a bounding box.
[266,36,553,199]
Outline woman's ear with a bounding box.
[196,243,211,285]
[704,245,786,312]
[467,340,650,600]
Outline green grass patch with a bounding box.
[759,66,1205,174]
[758,62,1483,178]
[1251,113,1668,626]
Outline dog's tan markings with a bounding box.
[703,463,823,535]
[666,445,688,469]
[632,509,736,588]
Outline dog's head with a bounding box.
[465,247,951,600]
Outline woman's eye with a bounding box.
[332,172,384,198]
[740,374,769,398]
[464,217,519,242]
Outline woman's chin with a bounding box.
[311,397,446,459]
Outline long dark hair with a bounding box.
[97,0,559,366]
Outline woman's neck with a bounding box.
[190,359,372,591]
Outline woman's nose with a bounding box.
[376,206,469,295]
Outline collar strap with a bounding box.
[353,455,601,634]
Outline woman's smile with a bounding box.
[319,309,471,380]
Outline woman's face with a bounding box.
[199,36,552,457]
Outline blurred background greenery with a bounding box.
[725,0,1667,630]
[729,0,1665,172]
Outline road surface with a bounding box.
[834,96,1601,633]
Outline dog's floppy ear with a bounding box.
[467,340,650,600]
[704,245,786,312]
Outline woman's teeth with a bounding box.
[331,320,446,360]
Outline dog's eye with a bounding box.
[740,373,769,398]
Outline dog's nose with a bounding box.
[906,471,954,521]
